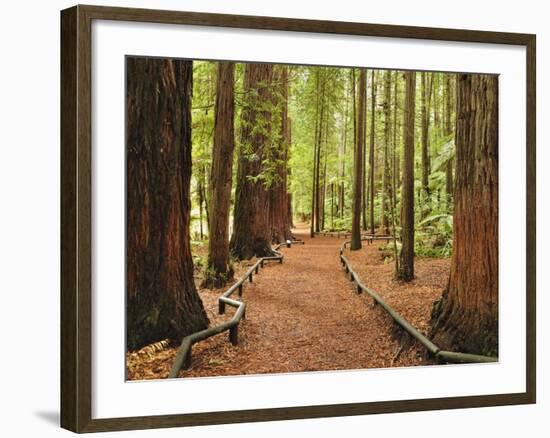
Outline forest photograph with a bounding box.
[125,56,498,381]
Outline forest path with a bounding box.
[180,226,424,377]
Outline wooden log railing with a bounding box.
[339,240,498,364]
[169,239,305,378]
[317,230,393,244]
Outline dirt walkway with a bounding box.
[127,227,431,380]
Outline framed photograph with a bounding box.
[60,4,536,433]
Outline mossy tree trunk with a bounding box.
[270,66,293,243]
[230,63,275,260]
[203,62,236,288]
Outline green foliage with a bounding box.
[431,134,455,172]
[415,213,453,257]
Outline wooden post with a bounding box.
[229,325,239,345]
[238,283,243,297]
[184,348,192,370]
[249,273,253,282]
[218,300,226,314]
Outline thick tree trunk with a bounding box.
[270,66,293,243]
[431,74,499,356]
[126,57,208,350]
[230,63,275,260]
[351,69,366,250]
[203,62,236,288]
[397,71,416,281]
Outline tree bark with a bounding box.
[431,74,499,356]
[310,71,320,237]
[396,71,416,281]
[350,69,366,250]
[126,57,208,350]
[269,66,293,243]
[202,62,236,288]
[381,70,391,234]
[421,72,433,207]
[230,63,276,260]
[445,74,455,208]
[368,70,377,235]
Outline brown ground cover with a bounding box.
[127,227,450,380]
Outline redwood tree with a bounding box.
[126,57,208,350]
[270,66,293,243]
[350,69,366,250]
[368,70,377,235]
[230,63,275,260]
[431,74,499,356]
[397,71,416,281]
[203,62,236,288]
[381,70,391,234]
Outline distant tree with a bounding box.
[350,69,366,250]
[368,70,377,235]
[126,57,208,350]
[396,71,416,281]
[421,72,433,211]
[431,74,499,356]
[381,70,392,234]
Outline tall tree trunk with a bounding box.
[230,63,275,260]
[350,69,366,250]
[431,74,498,356]
[310,71,320,237]
[361,73,368,232]
[321,123,328,231]
[287,118,294,229]
[396,71,416,281]
[445,74,455,208]
[421,72,433,213]
[203,62,236,288]
[368,70,377,235]
[314,73,326,234]
[392,71,399,214]
[339,84,349,218]
[351,69,357,224]
[270,66,293,243]
[381,70,391,234]
[126,57,208,350]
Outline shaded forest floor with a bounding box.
[127,226,450,380]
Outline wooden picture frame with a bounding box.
[61,4,536,433]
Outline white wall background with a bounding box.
[0,0,545,436]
